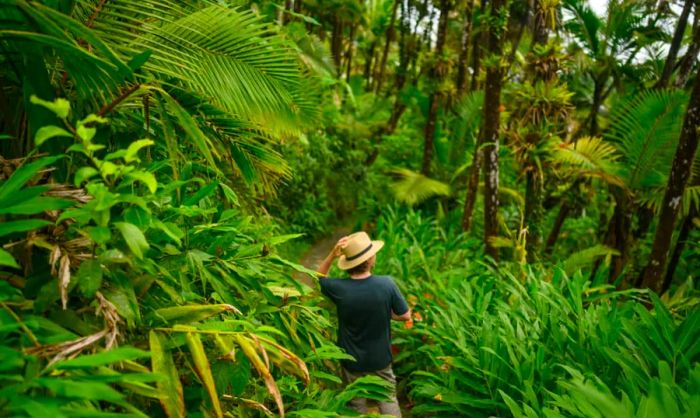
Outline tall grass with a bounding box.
[372,207,700,417]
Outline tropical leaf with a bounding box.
[389,168,450,206]
[149,331,184,418]
[185,333,223,418]
[152,304,241,324]
[553,136,624,186]
[559,245,620,275]
[233,334,285,418]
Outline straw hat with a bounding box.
[337,231,384,270]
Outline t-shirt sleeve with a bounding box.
[389,278,409,315]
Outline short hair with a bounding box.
[347,259,371,275]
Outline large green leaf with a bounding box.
[0,155,62,204]
[152,304,240,324]
[34,378,124,402]
[0,197,73,215]
[185,333,223,418]
[115,222,149,259]
[0,249,20,269]
[149,331,184,418]
[0,219,52,237]
[53,347,151,369]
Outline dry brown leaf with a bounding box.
[59,255,70,309]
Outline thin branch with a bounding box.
[97,83,141,116]
[86,0,109,29]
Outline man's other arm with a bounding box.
[391,309,411,321]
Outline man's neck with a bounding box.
[350,271,372,280]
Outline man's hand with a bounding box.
[331,236,349,258]
[317,236,349,276]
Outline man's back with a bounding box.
[320,275,408,372]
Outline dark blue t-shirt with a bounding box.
[319,275,409,372]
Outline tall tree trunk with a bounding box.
[524,0,550,262]
[661,207,697,293]
[280,0,293,25]
[462,131,484,231]
[469,4,484,92]
[364,40,376,89]
[365,101,407,166]
[589,77,603,136]
[331,17,344,76]
[655,0,694,89]
[420,0,450,176]
[544,201,571,256]
[605,189,634,283]
[524,171,544,261]
[660,207,697,294]
[676,4,700,87]
[640,70,700,292]
[345,24,356,81]
[374,0,399,94]
[293,0,302,13]
[482,0,505,261]
[455,0,475,95]
[421,94,440,174]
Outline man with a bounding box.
[317,231,411,417]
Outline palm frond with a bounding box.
[389,168,450,206]
[71,0,320,134]
[451,91,484,143]
[606,90,688,190]
[562,0,601,55]
[552,136,625,186]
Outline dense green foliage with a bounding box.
[1,0,699,417]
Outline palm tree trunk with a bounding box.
[455,0,475,95]
[640,68,700,292]
[655,0,694,89]
[374,0,399,94]
[675,5,700,88]
[482,0,505,261]
[661,207,696,293]
[589,77,603,136]
[420,0,450,176]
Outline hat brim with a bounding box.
[337,240,384,270]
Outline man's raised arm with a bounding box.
[317,236,349,277]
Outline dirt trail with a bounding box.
[297,228,412,417]
[296,228,351,284]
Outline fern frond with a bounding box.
[606,90,688,190]
[390,169,450,206]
